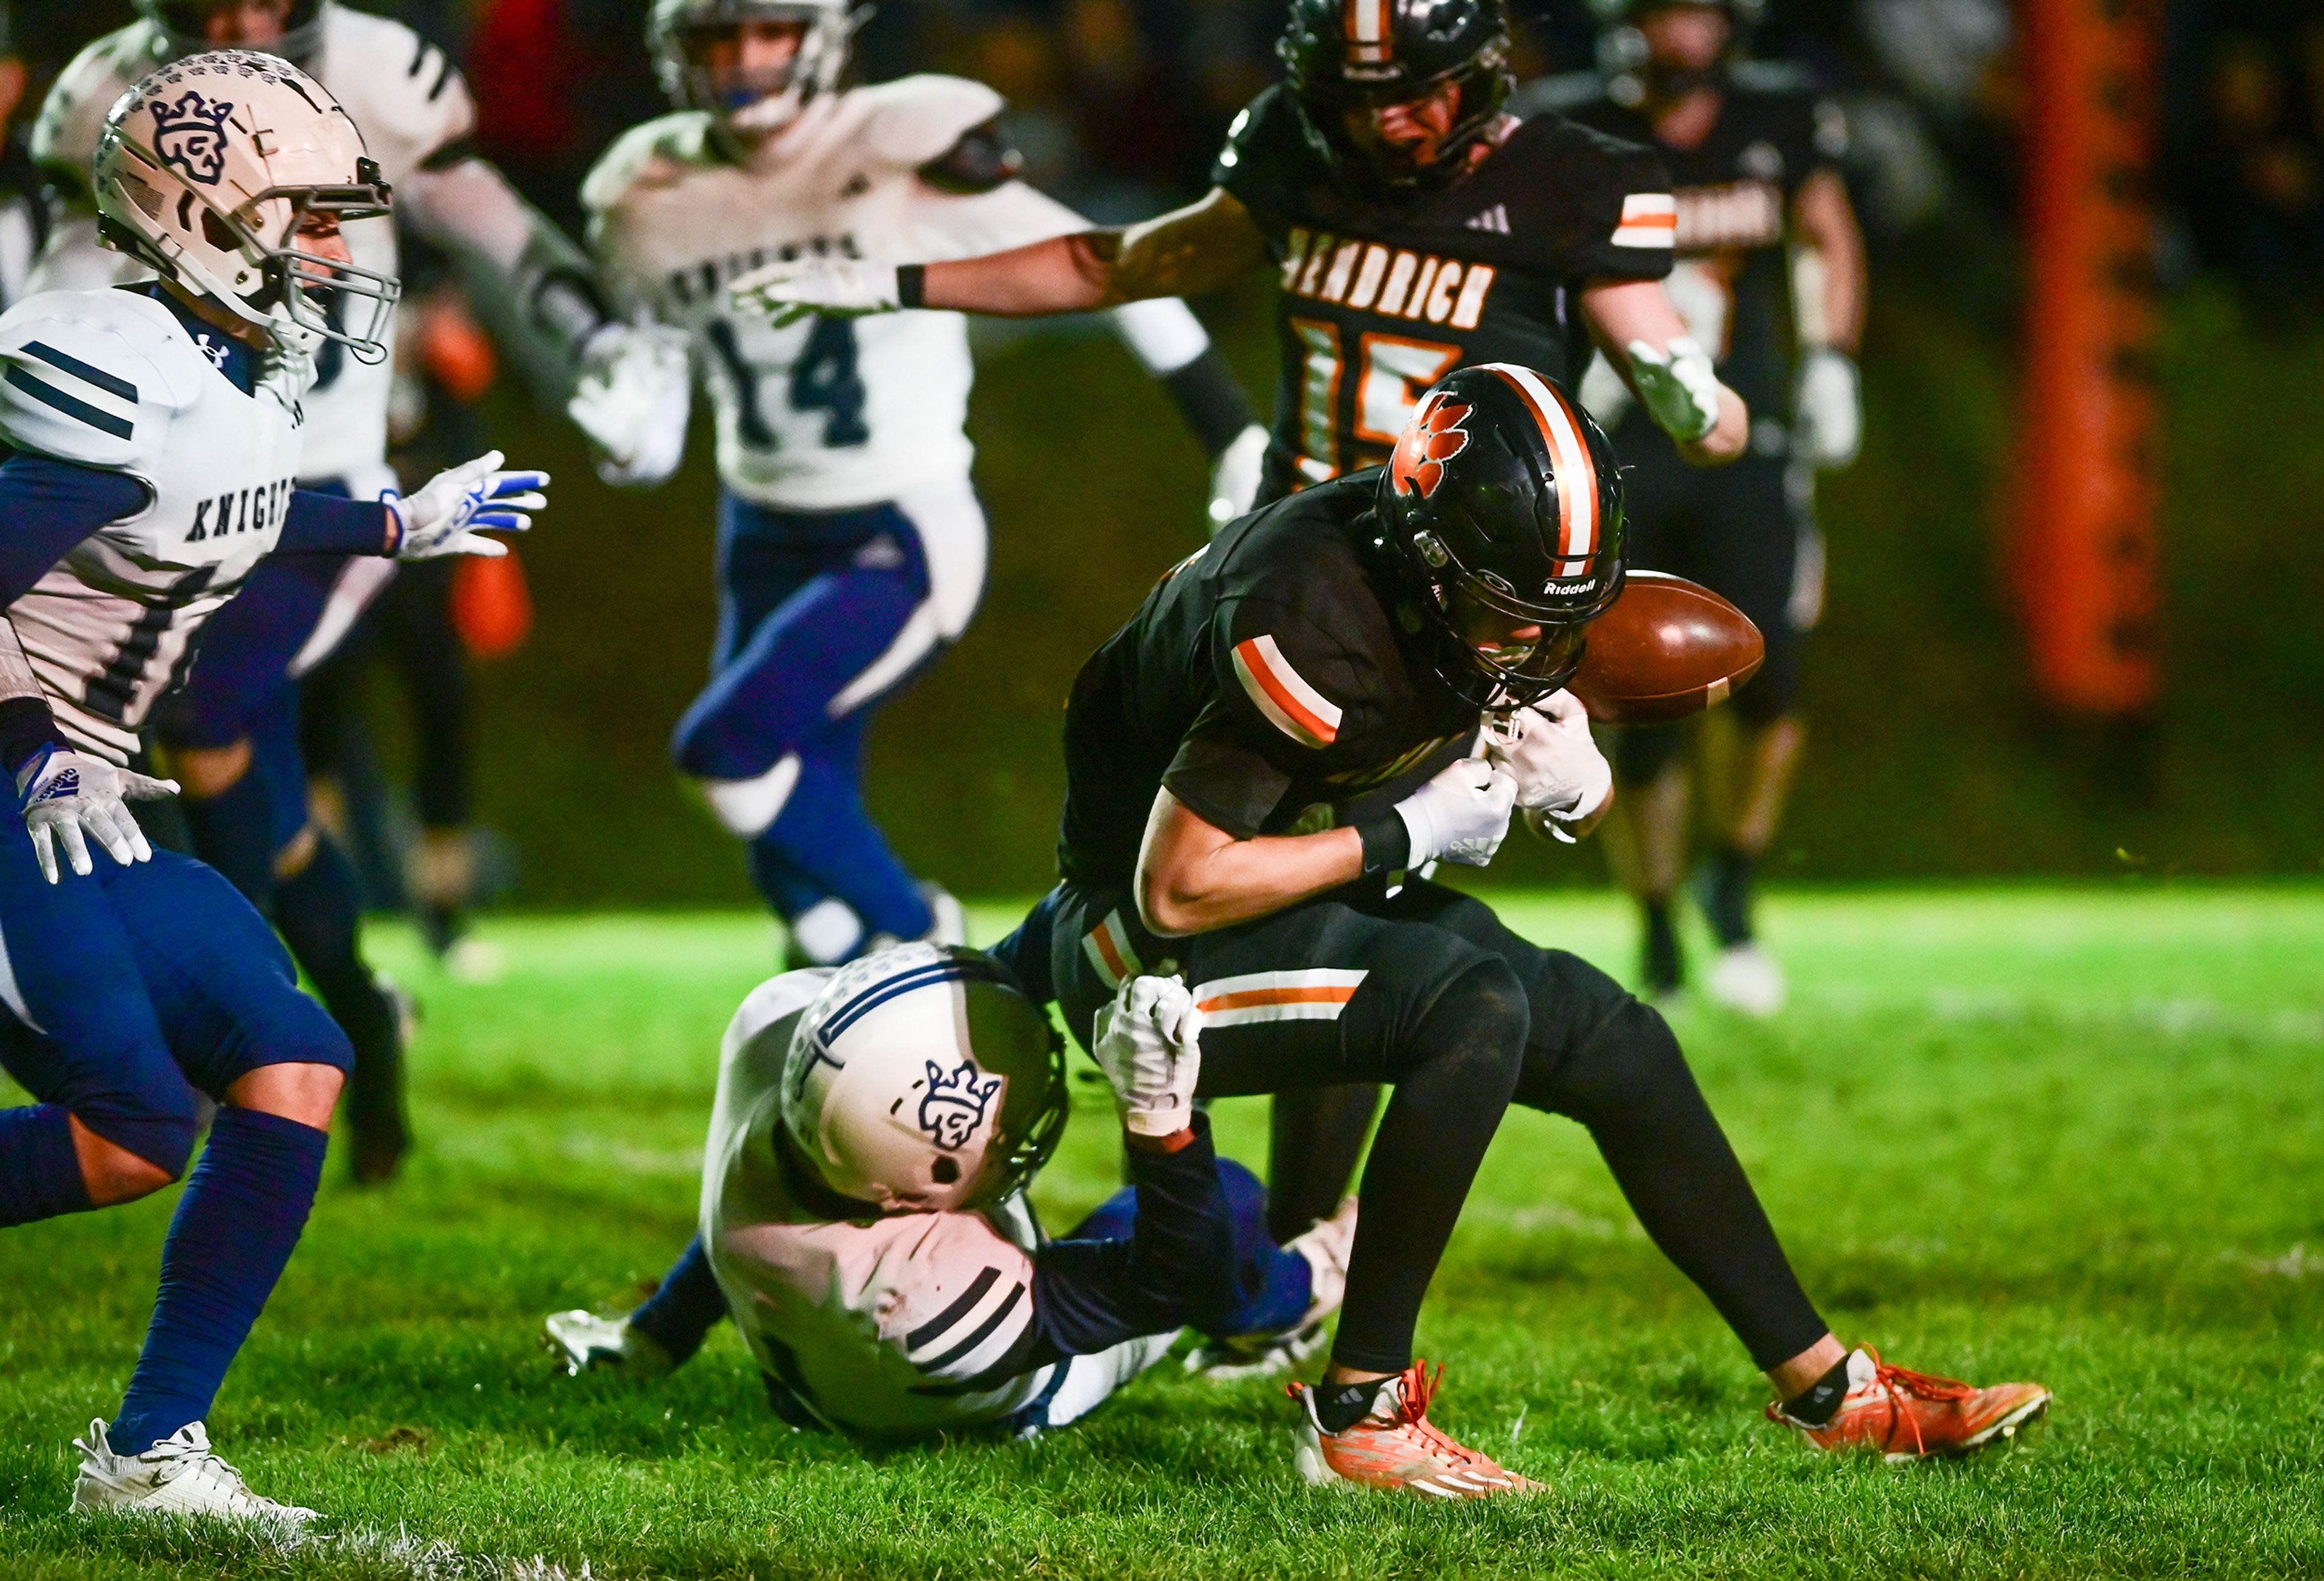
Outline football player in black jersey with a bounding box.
[996,365,2049,1496]
[1520,0,1867,1013]
[729,0,1762,1265]
[729,0,1751,488]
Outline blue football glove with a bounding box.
[15,747,179,883]
[388,450,550,560]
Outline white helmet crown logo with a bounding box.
[917,1059,1002,1151]
[151,91,234,185]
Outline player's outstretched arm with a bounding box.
[729,188,1269,325]
[1788,169,1868,470]
[1579,279,1749,465]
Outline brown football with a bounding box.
[1570,571,1764,724]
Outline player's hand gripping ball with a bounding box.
[1569,571,1764,724]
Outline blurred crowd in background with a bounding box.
[9,0,2324,300]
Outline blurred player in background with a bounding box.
[732,0,1758,1253]
[569,0,1269,971]
[31,0,651,1180]
[1526,0,1866,1013]
[0,51,545,1519]
[544,947,1356,1437]
[0,17,44,312]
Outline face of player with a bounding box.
[1448,592,1588,682]
[1339,77,1464,174]
[685,19,812,111]
[165,0,300,47]
[287,206,352,267]
[1639,4,1732,76]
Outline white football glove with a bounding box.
[1793,348,1862,469]
[15,747,178,884]
[1207,424,1270,532]
[1483,691,1612,843]
[567,323,692,487]
[729,258,902,329]
[1092,974,1203,1137]
[389,451,550,560]
[1394,756,1518,869]
[1626,336,1722,443]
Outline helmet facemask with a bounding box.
[1397,526,1612,709]
[1291,53,1512,194]
[651,0,861,138]
[142,0,329,67]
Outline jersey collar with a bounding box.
[132,282,258,397]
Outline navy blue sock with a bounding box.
[273,837,397,1070]
[179,769,280,909]
[628,1236,729,1367]
[757,756,933,942]
[110,1107,326,1454]
[0,1104,94,1226]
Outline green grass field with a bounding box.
[4,888,2322,1578]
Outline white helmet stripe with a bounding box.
[1484,362,1598,572]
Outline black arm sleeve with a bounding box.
[1162,345,1259,457]
[1023,1113,1240,1360]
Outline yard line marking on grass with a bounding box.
[306,1525,604,1580]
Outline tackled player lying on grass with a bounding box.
[543,943,1355,1436]
[1004,362,2049,1496]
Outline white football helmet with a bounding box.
[648,0,861,136]
[780,943,1066,1214]
[93,51,398,362]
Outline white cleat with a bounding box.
[1706,944,1787,1018]
[542,1309,673,1379]
[1188,1197,1359,1380]
[71,1419,318,1526]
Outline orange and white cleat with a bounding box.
[1770,1347,2050,1462]
[1290,1361,1544,1499]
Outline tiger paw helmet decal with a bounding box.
[1390,390,1472,499]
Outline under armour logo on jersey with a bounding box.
[1390,390,1471,500]
[918,1059,1002,1151]
[1465,204,1511,235]
[195,335,228,370]
[150,91,235,186]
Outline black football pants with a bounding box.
[1051,876,1829,1375]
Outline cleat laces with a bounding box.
[1858,1347,1976,1456]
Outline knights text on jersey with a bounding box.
[1211,85,1673,494]
[29,8,476,484]
[0,288,309,763]
[1057,474,1481,888]
[699,970,1059,1434]
[585,77,1093,511]
[1546,67,1844,418]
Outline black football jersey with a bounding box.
[1212,85,1675,501]
[1543,65,1845,422]
[1057,473,1481,888]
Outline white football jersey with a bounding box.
[701,968,1063,1434]
[30,7,475,488]
[0,289,311,763]
[584,77,1093,511]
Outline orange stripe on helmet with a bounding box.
[1483,362,1599,571]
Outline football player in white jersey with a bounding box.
[545,944,1356,1437]
[30,0,639,1183]
[567,0,1270,969]
[0,52,548,1521]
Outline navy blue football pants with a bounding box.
[0,808,351,1180]
[671,487,983,956]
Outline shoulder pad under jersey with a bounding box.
[1511,71,1612,119]
[0,290,205,469]
[850,76,1009,171]
[30,24,165,195]
[317,7,477,175]
[581,113,719,223]
[723,967,836,1056]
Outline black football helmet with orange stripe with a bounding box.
[1374,363,1626,708]
[1278,0,1514,192]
